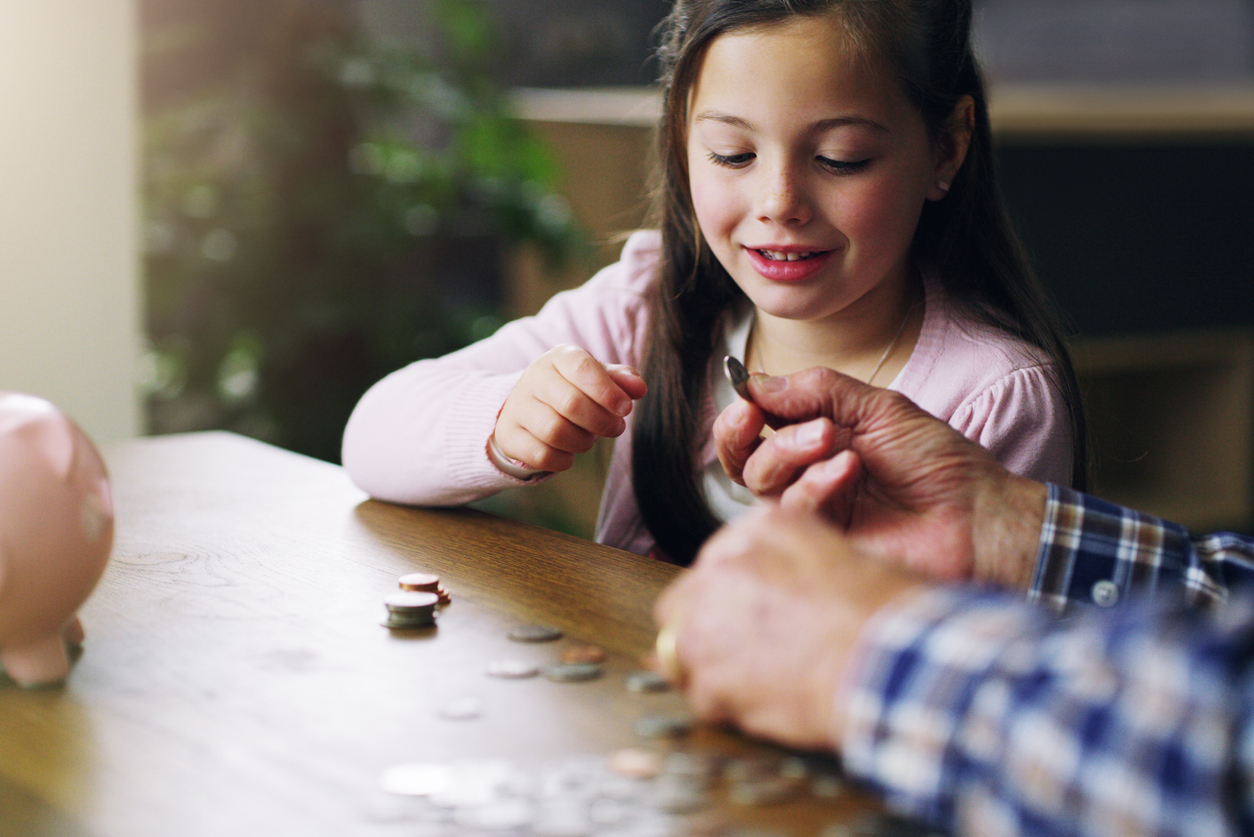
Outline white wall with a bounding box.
[0,2,140,443]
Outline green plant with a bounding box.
[142,0,580,462]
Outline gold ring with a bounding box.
[654,622,683,684]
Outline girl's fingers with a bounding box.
[604,363,648,401]
[495,347,646,475]
[510,399,599,455]
[551,345,635,416]
[495,421,577,473]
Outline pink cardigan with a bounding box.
[342,230,1073,557]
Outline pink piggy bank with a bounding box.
[0,393,113,687]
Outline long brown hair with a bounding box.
[632,0,1088,565]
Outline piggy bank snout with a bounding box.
[0,393,113,687]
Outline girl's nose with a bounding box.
[756,164,812,226]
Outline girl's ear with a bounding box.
[928,95,976,201]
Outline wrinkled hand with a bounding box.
[495,345,646,474]
[654,506,924,750]
[713,368,1045,587]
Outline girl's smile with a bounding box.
[744,246,835,283]
[686,13,955,353]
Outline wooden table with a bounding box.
[0,432,872,836]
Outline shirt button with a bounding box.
[1092,580,1120,608]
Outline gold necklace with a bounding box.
[749,300,919,386]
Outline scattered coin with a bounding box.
[649,773,709,813]
[587,797,632,827]
[560,644,606,665]
[508,623,564,643]
[453,799,533,830]
[438,696,485,721]
[608,747,662,779]
[634,713,693,739]
[399,572,440,592]
[728,776,801,806]
[724,756,779,783]
[779,755,809,779]
[625,669,672,693]
[530,810,593,837]
[544,662,604,683]
[662,752,721,788]
[485,659,541,679]
[810,773,847,799]
[379,762,453,796]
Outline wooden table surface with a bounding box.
[0,432,874,837]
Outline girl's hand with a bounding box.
[494,344,647,474]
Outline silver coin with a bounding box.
[661,752,720,788]
[543,662,603,683]
[385,591,440,609]
[724,756,780,783]
[625,669,671,693]
[453,799,533,830]
[379,762,453,796]
[810,773,847,799]
[530,810,592,837]
[648,775,708,814]
[382,612,436,629]
[485,659,541,679]
[438,696,485,721]
[634,714,693,739]
[727,776,801,806]
[779,755,809,779]
[508,623,564,643]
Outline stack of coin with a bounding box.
[399,571,451,604]
[382,590,439,629]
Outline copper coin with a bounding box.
[560,644,605,665]
[399,572,441,593]
[609,747,662,779]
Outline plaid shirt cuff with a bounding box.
[841,584,1251,836]
[1027,484,1204,613]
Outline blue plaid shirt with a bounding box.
[843,486,1254,837]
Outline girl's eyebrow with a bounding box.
[693,111,891,134]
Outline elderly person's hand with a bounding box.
[713,368,1046,588]
[654,505,924,750]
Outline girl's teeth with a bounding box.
[761,250,813,261]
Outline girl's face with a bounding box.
[686,15,956,326]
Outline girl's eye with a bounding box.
[817,156,871,174]
[707,151,754,168]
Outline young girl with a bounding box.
[342,0,1087,566]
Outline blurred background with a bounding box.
[1,0,1252,538]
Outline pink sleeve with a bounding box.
[948,365,1073,487]
[341,231,659,505]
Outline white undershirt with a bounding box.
[700,311,760,524]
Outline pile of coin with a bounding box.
[399,571,451,605]
[377,751,863,834]
[382,591,439,629]
[381,571,452,630]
